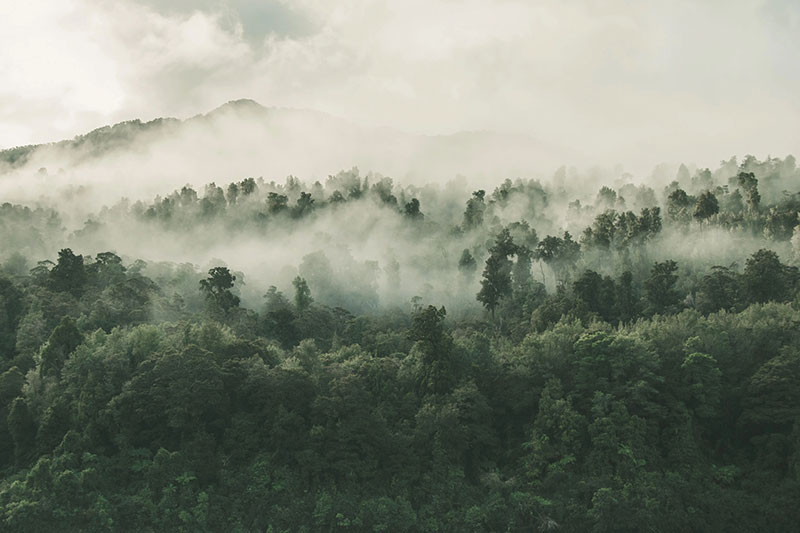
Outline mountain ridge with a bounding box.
[0,99,549,173]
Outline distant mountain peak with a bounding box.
[209,99,267,114]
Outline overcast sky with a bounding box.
[1,0,798,171]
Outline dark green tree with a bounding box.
[742,249,794,304]
[644,260,680,315]
[573,269,617,323]
[477,229,516,317]
[6,397,37,467]
[615,271,638,323]
[696,266,739,313]
[199,267,240,315]
[667,188,694,222]
[49,248,86,296]
[293,276,313,312]
[0,277,24,359]
[737,171,760,212]
[693,190,719,221]
[403,198,423,219]
[410,305,456,394]
[39,316,83,379]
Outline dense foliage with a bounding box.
[1,154,800,531]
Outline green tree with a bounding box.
[614,271,638,323]
[411,305,456,394]
[573,269,617,323]
[477,229,516,317]
[737,171,760,212]
[199,267,240,315]
[6,397,37,467]
[462,190,486,230]
[742,249,793,304]
[741,347,800,432]
[39,316,83,379]
[693,190,719,221]
[667,188,694,222]
[49,248,86,296]
[0,277,24,359]
[404,198,423,219]
[293,276,313,312]
[680,352,722,419]
[696,266,739,313]
[644,260,680,315]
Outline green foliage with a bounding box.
[1,156,800,530]
[694,190,720,221]
[39,317,83,379]
[292,276,313,312]
[199,267,240,316]
[49,248,86,296]
[477,229,517,316]
[644,260,681,315]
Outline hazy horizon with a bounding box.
[2,0,798,176]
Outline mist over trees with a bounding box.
[1,151,800,530]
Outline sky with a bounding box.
[1,0,798,173]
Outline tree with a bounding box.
[696,266,739,313]
[267,192,288,214]
[292,191,315,218]
[89,251,126,288]
[742,347,800,431]
[644,260,680,315]
[226,182,239,204]
[293,276,313,312]
[40,316,83,379]
[667,189,693,222]
[615,271,638,323]
[410,305,456,394]
[462,190,486,230]
[7,397,37,466]
[742,249,793,304]
[458,249,477,278]
[680,352,721,419]
[512,246,534,294]
[477,229,516,317]
[573,269,617,323]
[49,248,86,296]
[524,378,585,479]
[240,177,257,195]
[199,267,240,315]
[693,190,719,221]
[737,172,760,213]
[535,232,580,284]
[596,186,617,209]
[403,198,423,219]
[0,277,24,359]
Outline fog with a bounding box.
[1,127,797,316]
[0,100,571,213]
[1,0,798,316]
[2,0,798,175]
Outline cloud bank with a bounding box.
[1,0,798,175]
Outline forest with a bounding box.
[1,152,800,531]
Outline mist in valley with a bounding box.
[1,1,800,531]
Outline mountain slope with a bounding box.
[0,100,571,201]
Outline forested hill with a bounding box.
[0,100,559,185]
[0,154,800,530]
[0,100,275,170]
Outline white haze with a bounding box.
[0,0,798,313]
[1,0,799,175]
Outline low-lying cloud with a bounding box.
[1,0,798,176]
